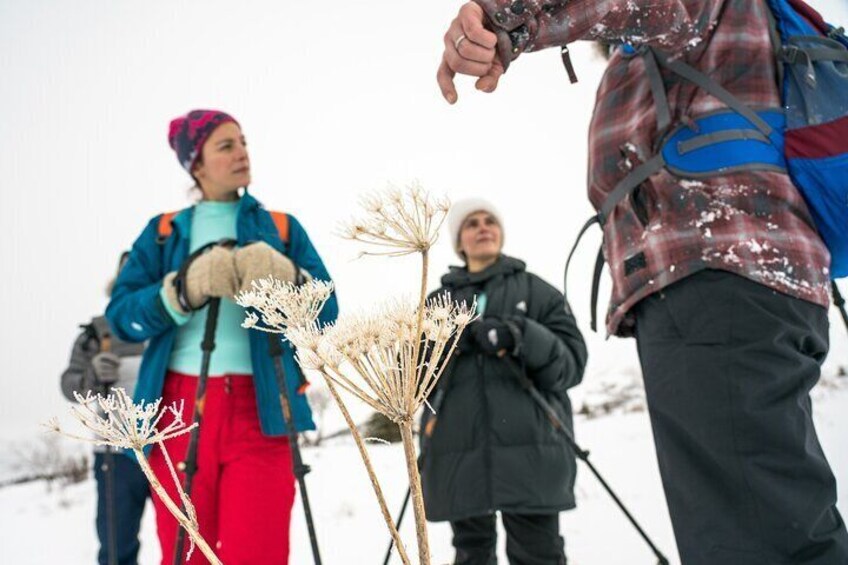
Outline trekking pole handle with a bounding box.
[201,298,221,354]
[173,238,237,313]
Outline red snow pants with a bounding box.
[149,371,296,565]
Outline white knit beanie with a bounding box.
[447,198,504,260]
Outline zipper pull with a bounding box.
[561,46,579,84]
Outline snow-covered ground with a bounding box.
[2,378,846,565]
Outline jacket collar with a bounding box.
[441,255,526,289]
[170,190,261,239]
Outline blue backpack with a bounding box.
[567,0,848,331]
[768,0,848,278]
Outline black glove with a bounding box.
[455,324,478,353]
[471,318,521,356]
[91,352,120,385]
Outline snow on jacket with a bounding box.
[420,255,587,521]
[106,192,338,435]
[474,0,830,336]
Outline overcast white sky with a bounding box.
[1,0,846,442]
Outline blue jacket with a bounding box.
[106,192,339,435]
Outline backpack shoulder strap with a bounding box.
[156,211,178,244]
[833,281,848,333]
[92,317,113,352]
[156,210,291,244]
[268,211,290,243]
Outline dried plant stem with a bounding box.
[399,423,430,565]
[321,376,412,565]
[408,250,429,413]
[398,248,434,564]
[133,447,221,565]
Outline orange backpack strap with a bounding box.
[156,211,178,244]
[269,211,290,244]
[155,210,289,244]
[268,210,308,391]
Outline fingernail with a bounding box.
[447,93,457,104]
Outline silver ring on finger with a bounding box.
[454,34,467,51]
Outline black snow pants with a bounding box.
[451,512,566,565]
[634,269,848,565]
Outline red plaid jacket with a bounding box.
[474,0,831,336]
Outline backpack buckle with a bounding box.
[781,45,800,64]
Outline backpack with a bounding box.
[567,0,848,331]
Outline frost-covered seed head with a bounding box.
[50,388,196,451]
[295,295,476,420]
[235,278,334,334]
[339,182,450,256]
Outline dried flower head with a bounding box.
[48,389,223,563]
[47,388,195,451]
[235,277,334,334]
[340,182,450,257]
[298,295,476,423]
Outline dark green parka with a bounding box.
[421,255,588,522]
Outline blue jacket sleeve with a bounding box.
[106,217,177,342]
[286,214,339,326]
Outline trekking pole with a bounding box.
[268,334,322,565]
[102,447,118,565]
[170,239,236,565]
[503,358,670,565]
[383,490,411,565]
[172,296,221,565]
[832,281,848,335]
[98,336,118,565]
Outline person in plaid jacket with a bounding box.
[436,1,848,563]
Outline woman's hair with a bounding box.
[188,184,204,202]
[187,155,204,201]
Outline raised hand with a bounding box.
[437,2,504,104]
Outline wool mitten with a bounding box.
[235,241,297,293]
[162,246,239,313]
